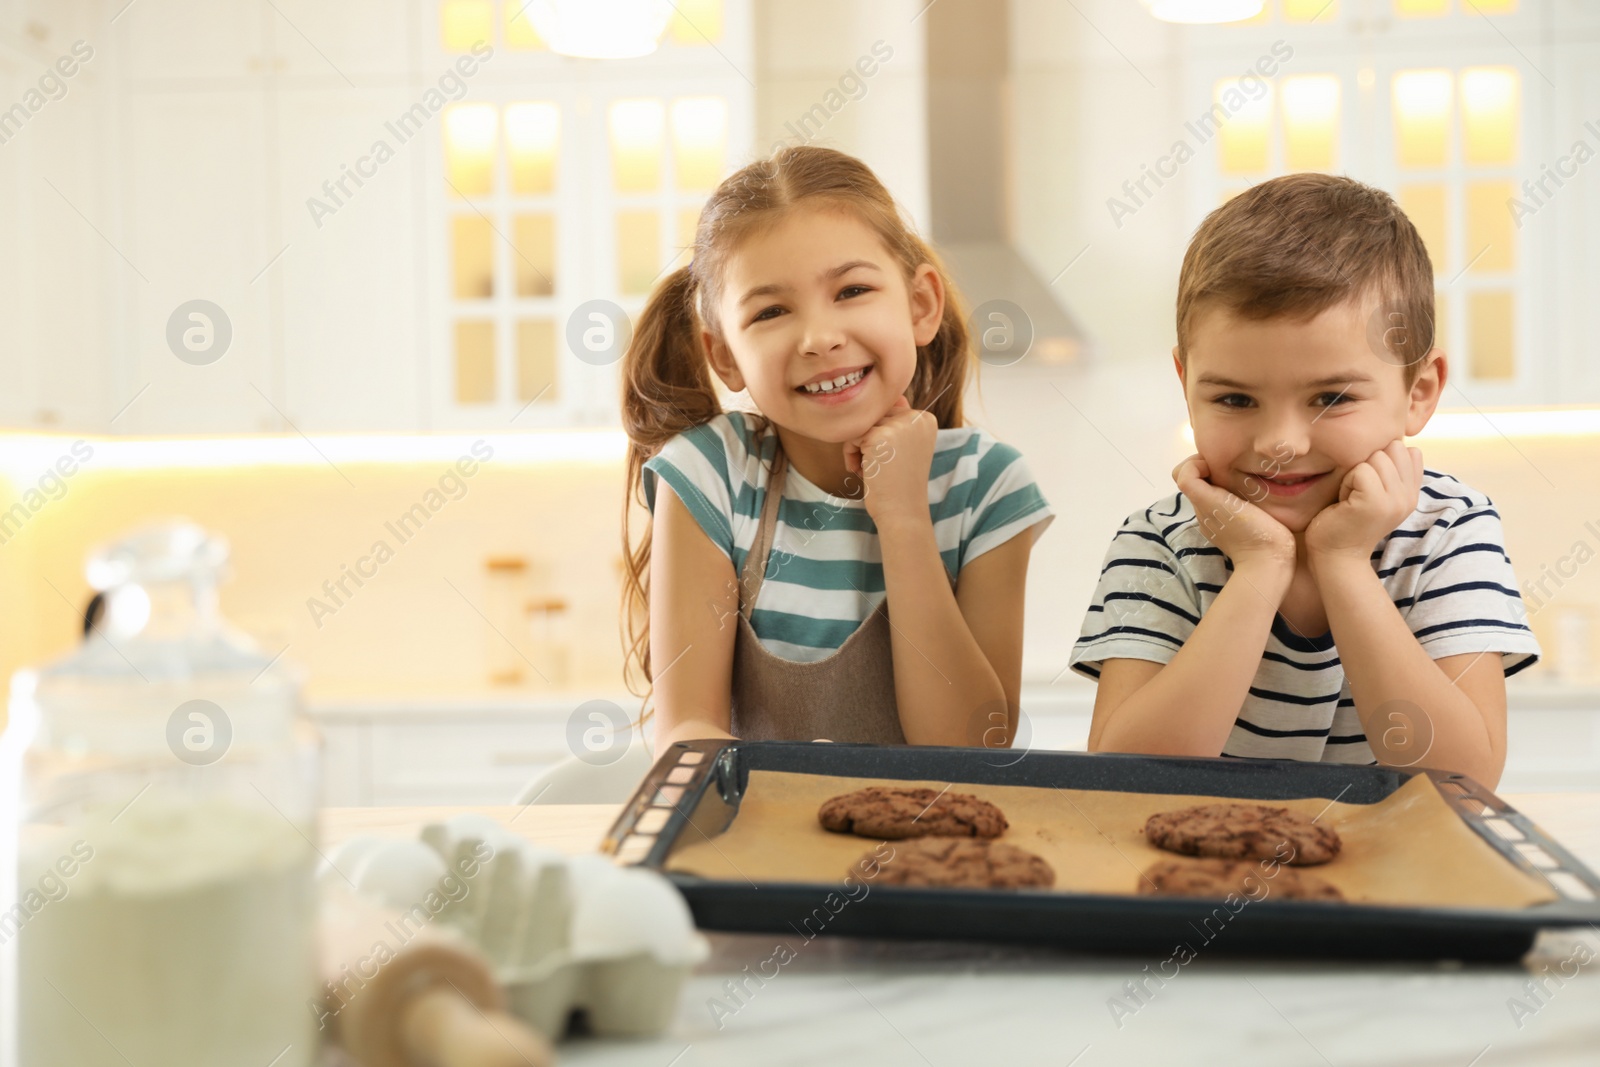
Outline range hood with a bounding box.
[926,0,1091,366]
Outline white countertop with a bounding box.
[553,928,1600,1067]
[314,907,1600,1066]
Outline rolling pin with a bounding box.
[319,885,554,1067]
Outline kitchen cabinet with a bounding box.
[1181,0,1597,406]
[103,0,425,435]
[0,0,428,436]
[311,694,630,807]
[0,25,117,431]
[254,0,418,85]
[116,88,282,434]
[418,4,756,431]
[26,93,115,430]
[0,44,43,428]
[1553,37,1600,405]
[3,0,753,436]
[0,0,98,63]
[119,0,270,84]
[308,683,1600,807]
[116,0,413,86]
[274,86,427,431]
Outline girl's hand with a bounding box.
[1306,440,1423,567]
[844,396,936,525]
[1173,454,1296,588]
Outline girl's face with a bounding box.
[1178,298,1444,534]
[704,205,944,445]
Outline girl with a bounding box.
[620,146,1053,750]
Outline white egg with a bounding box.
[320,835,390,890]
[565,852,624,897]
[569,866,708,966]
[441,812,510,843]
[351,840,449,909]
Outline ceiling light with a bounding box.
[1143,0,1265,24]
[524,0,674,59]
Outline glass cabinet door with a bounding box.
[1183,0,1551,405]
[427,0,752,430]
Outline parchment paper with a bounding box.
[664,770,1557,909]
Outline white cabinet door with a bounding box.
[28,66,115,429]
[119,0,414,86]
[319,720,369,806]
[0,38,114,430]
[0,0,100,60]
[265,0,418,85]
[0,46,37,426]
[274,86,424,430]
[1550,41,1600,405]
[117,0,269,83]
[119,89,280,434]
[367,718,574,806]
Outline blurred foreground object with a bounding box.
[4,520,319,1067]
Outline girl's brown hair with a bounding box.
[619,144,973,702]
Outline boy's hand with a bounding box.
[1305,440,1424,565]
[1173,455,1296,584]
[845,396,936,525]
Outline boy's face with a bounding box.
[1176,298,1445,534]
[704,205,941,446]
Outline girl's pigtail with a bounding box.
[620,265,721,700]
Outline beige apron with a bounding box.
[730,447,950,744]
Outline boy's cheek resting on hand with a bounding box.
[1304,440,1426,564]
[1176,438,1427,578]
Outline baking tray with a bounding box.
[601,741,1600,963]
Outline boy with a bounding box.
[1070,173,1538,789]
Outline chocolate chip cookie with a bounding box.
[1138,857,1345,901]
[866,838,1055,889]
[818,786,1009,840]
[1143,802,1342,866]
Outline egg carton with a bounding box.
[322,814,707,1041]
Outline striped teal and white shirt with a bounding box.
[643,411,1054,662]
[1069,469,1540,764]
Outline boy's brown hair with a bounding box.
[1176,173,1436,383]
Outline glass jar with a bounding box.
[1,521,319,1067]
[527,597,572,689]
[486,556,529,685]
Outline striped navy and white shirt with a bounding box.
[643,411,1053,662]
[1069,470,1540,764]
